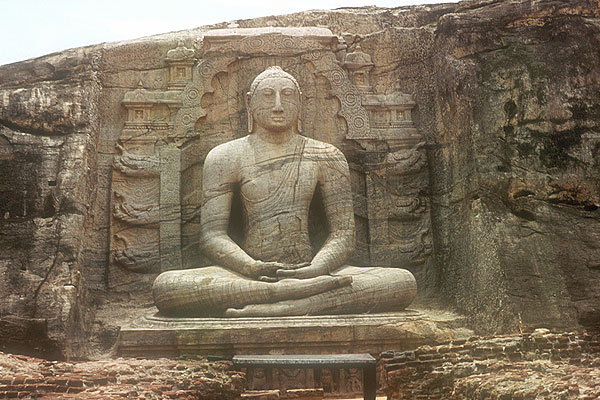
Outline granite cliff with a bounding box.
[0,0,598,358]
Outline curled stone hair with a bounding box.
[248,66,302,98]
[247,66,303,133]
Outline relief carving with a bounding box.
[121,84,183,135]
[388,195,427,219]
[345,368,363,393]
[338,43,431,266]
[113,143,159,177]
[343,44,374,93]
[109,41,195,289]
[278,368,306,391]
[203,28,336,55]
[113,191,159,227]
[166,40,195,90]
[112,233,161,273]
[245,366,367,397]
[302,49,372,140]
[384,147,426,175]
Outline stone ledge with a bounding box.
[118,309,471,358]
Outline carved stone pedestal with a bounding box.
[118,310,463,358]
[118,310,468,357]
[118,310,468,398]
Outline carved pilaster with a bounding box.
[109,142,161,289]
[109,41,194,291]
[159,144,182,271]
[350,85,431,265]
[341,45,431,266]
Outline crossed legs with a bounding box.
[153,266,416,317]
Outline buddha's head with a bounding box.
[246,66,302,134]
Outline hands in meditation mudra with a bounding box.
[153,66,417,317]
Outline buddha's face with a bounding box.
[249,77,300,133]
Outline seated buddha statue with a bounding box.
[152,66,417,317]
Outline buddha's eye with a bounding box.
[261,88,275,96]
[282,88,295,96]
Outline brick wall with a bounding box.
[2,331,599,399]
[381,330,600,400]
[0,352,244,399]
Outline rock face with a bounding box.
[0,49,101,358]
[430,0,600,334]
[0,0,599,358]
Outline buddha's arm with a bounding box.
[199,144,253,274]
[277,146,355,279]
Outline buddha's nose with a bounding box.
[273,92,284,112]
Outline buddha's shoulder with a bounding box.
[205,136,250,163]
[303,137,343,154]
[302,137,347,161]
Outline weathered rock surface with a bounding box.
[429,0,600,334]
[0,0,599,358]
[0,48,101,358]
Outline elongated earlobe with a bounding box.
[248,112,253,133]
[246,92,253,133]
[297,97,303,133]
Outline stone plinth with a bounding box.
[117,310,469,358]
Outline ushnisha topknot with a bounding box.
[248,66,302,98]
